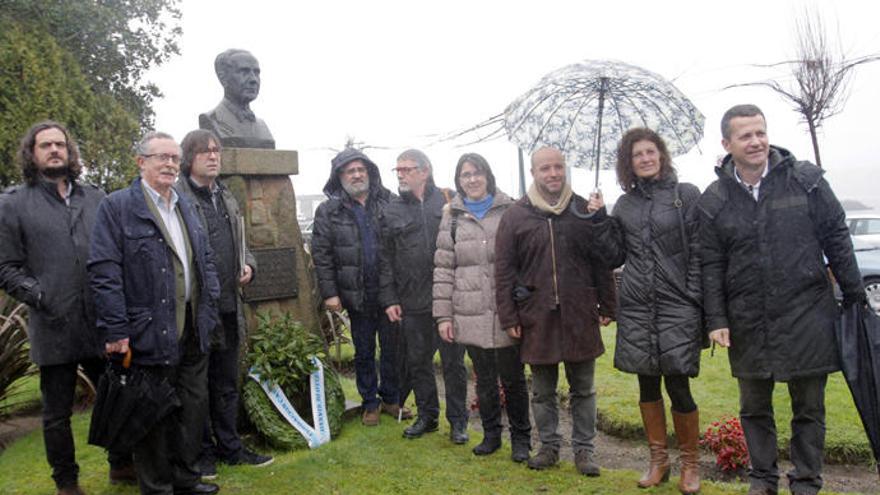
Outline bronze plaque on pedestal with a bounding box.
[242,247,298,302]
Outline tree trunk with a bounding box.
[807,116,822,168]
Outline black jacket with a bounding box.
[610,177,703,377]
[311,148,392,313]
[379,181,450,314]
[0,180,106,366]
[698,146,863,380]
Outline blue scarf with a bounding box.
[463,194,493,219]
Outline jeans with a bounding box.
[467,345,530,444]
[40,358,131,489]
[738,375,828,495]
[530,360,597,454]
[350,309,400,411]
[402,312,467,425]
[134,318,209,495]
[202,312,243,461]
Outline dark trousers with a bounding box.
[403,312,467,425]
[738,375,828,495]
[466,345,531,445]
[40,358,132,488]
[202,312,243,461]
[637,374,697,413]
[134,322,209,495]
[350,308,400,411]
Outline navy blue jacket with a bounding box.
[88,177,221,366]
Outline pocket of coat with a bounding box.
[126,307,154,340]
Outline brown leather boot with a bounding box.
[638,400,670,488]
[672,409,701,495]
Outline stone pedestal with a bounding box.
[219,148,321,335]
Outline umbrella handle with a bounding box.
[122,349,132,369]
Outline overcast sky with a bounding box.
[149,0,880,210]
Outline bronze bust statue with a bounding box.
[199,49,275,149]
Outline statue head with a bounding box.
[214,49,261,107]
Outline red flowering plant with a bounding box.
[700,416,750,472]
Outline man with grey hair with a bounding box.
[199,49,274,149]
[90,131,222,495]
[699,104,864,495]
[379,149,468,443]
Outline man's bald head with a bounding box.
[530,146,565,170]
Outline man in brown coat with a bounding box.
[495,147,617,475]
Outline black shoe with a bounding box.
[174,482,220,495]
[574,449,600,477]
[527,446,559,470]
[403,417,439,439]
[450,423,469,445]
[511,441,531,463]
[472,435,501,455]
[226,448,274,467]
[109,464,138,485]
[198,456,217,480]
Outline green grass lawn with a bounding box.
[0,387,757,495]
[593,325,870,465]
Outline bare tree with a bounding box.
[727,9,879,167]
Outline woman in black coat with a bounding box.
[610,128,702,494]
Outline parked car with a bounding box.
[846,212,880,248]
[853,237,880,314]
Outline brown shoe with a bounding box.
[574,449,601,477]
[109,464,138,485]
[362,407,380,426]
[638,400,670,488]
[527,446,559,470]
[56,485,85,495]
[381,401,413,420]
[672,409,701,495]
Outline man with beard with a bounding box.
[0,121,135,494]
[494,146,617,476]
[90,131,221,495]
[311,148,410,426]
[174,129,273,479]
[199,49,275,149]
[379,149,469,443]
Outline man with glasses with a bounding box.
[90,131,222,495]
[312,147,409,427]
[174,129,272,479]
[379,149,469,443]
[0,121,134,494]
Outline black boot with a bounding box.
[472,435,501,455]
[402,417,438,439]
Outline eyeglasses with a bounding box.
[459,171,486,181]
[392,166,420,175]
[142,153,181,164]
[197,147,221,155]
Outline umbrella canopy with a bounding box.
[836,303,880,477]
[503,59,705,187]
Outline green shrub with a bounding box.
[0,293,34,420]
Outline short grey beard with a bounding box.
[342,180,369,198]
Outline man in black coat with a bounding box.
[379,149,468,443]
[174,129,272,478]
[312,148,409,426]
[0,121,134,494]
[699,104,865,495]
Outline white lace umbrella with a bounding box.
[504,59,705,187]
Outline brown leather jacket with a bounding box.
[494,194,618,365]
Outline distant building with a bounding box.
[296,194,326,225]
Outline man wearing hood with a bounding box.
[699,104,864,495]
[378,149,469,444]
[312,148,409,426]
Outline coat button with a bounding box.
[162,329,167,335]
[161,268,166,273]
[161,298,166,304]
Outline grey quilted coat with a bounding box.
[433,192,514,349]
